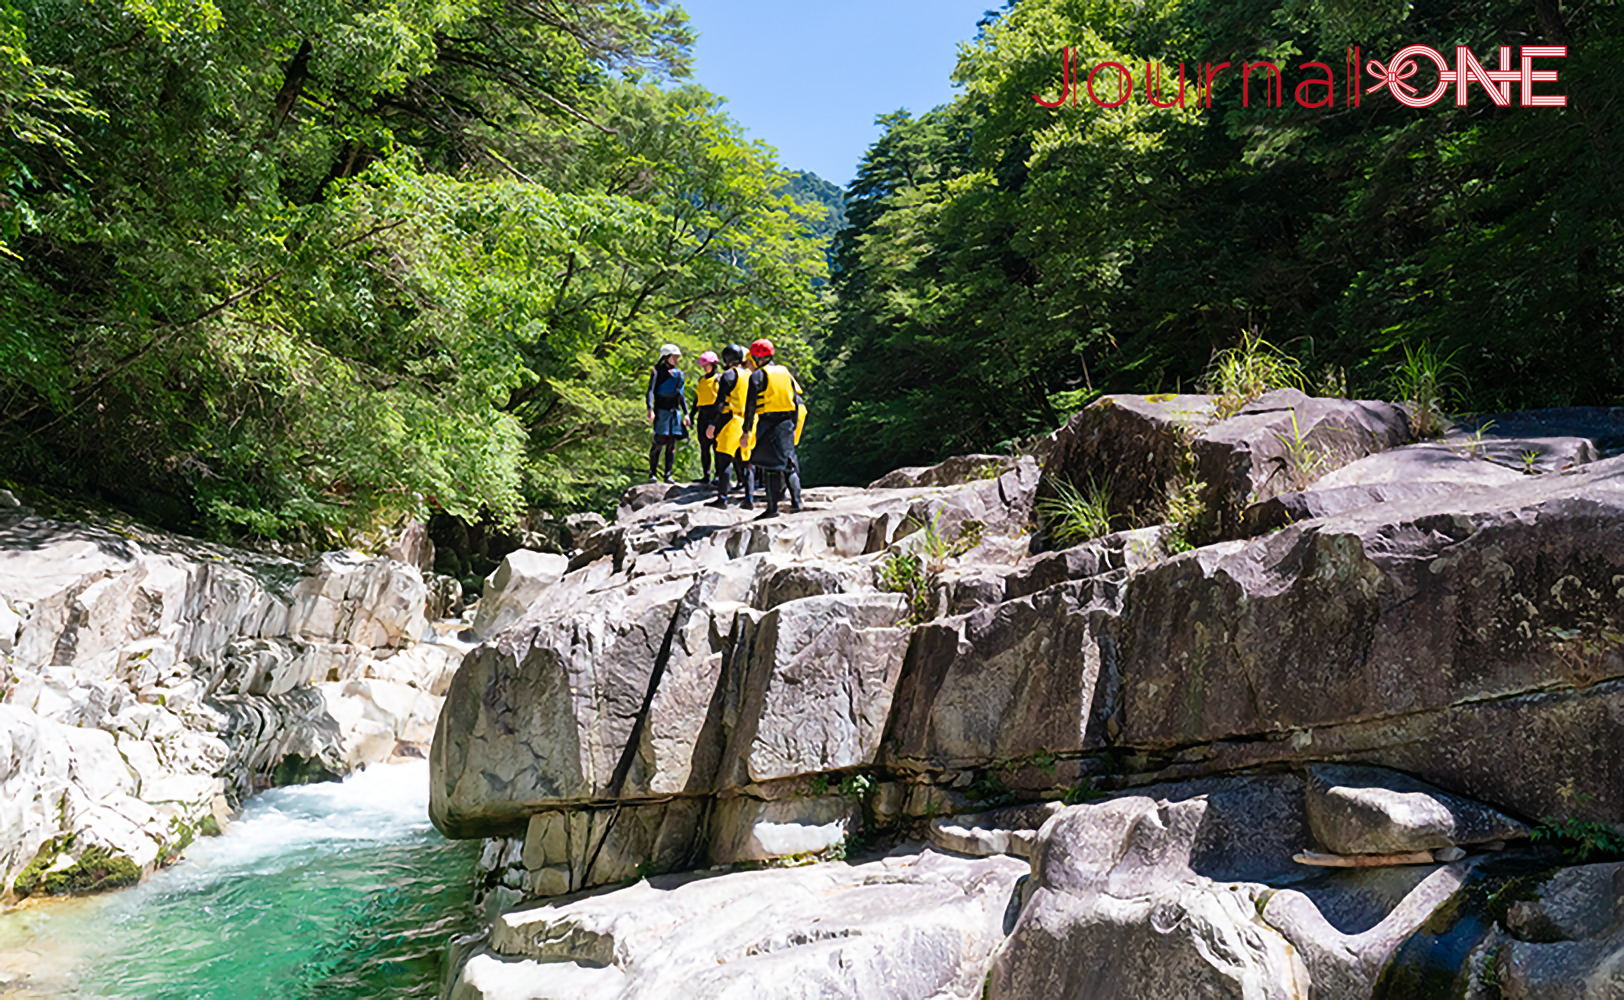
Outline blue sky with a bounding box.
[675,1,1001,187]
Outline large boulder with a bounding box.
[1118,456,1624,754]
[447,848,1027,1000]
[990,775,1492,1000]
[1305,764,1530,855]
[1038,390,1409,546]
[470,550,569,639]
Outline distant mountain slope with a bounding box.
[781,170,849,243]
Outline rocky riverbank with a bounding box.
[430,391,1624,998]
[0,496,463,899]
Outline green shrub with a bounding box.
[879,551,936,625]
[1531,817,1624,861]
[13,838,142,897]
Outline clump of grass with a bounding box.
[1273,412,1331,491]
[1039,478,1113,546]
[879,551,936,624]
[1163,478,1207,554]
[1389,341,1463,438]
[1203,330,1305,418]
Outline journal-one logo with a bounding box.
[1034,45,1568,110]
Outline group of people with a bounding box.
[645,339,806,518]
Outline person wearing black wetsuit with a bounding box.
[706,343,755,509]
[741,338,804,518]
[693,351,722,484]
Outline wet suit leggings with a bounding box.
[649,434,678,477]
[759,464,802,512]
[714,452,753,501]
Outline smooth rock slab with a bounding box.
[448,848,1026,1000]
[1305,764,1530,855]
[887,580,1120,766]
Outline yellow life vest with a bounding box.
[757,365,801,414]
[721,368,749,415]
[696,371,720,407]
[713,368,753,459]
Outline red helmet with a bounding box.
[749,339,775,359]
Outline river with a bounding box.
[0,762,481,999]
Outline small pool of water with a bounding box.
[0,761,482,999]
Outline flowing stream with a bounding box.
[0,762,482,999]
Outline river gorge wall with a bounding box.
[432,391,1624,999]
[0,498,461,898]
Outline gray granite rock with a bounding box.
[1306,764,1530,855]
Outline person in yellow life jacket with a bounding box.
[693,351,722,484]
[705,343,756,510]
[741,338,804,518]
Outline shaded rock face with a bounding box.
[0,511,452,895]
[1119,458,1624,823]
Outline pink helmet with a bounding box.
[698,351,719,365]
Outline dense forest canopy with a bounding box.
[2,0,1617,534]
[805,0,1622,485]
[0,0,826,541]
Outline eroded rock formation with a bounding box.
[0,509,461,897]
[432,394,1624,999]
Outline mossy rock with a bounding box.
[13,838,142,897]
[271,753,341,787]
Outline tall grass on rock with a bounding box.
[1203,332,1305,419]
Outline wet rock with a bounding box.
[1264,862,1473,998]
[1306,764,1530,855]
[1506,863,1624,943]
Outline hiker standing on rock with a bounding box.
[693,351,722,484]
[742,339,805,518]
[646,344,689,483]
[707,343,756,509]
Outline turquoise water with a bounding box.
[0,762,482,1000]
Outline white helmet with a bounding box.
[659,343,681,359]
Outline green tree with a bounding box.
[0,0,825,539]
